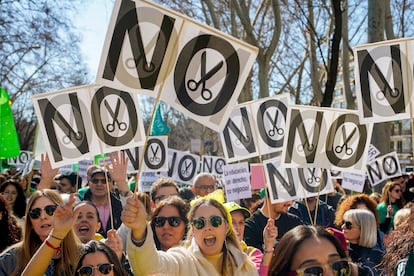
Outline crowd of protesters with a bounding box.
[0,151,413,275]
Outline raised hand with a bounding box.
[51,194,78,239]
[263,218,278,250]
[105,229,124,260]
[121,195,147,240]
[37,153,60,190]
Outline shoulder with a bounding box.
[0,247,18,273]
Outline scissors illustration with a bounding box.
[297,141,315,152]
[181,161,192,176]
[187,51,223,101]
[376,87,400,101]
[307,168,321,184]
[62,130,83,145]
[149,145,160,163]
[105,99,127,133]
[335,125,356,156]
[266,110,284,137]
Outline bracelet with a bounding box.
[131,234,146,246]
[45,239,61,250]
[49,234,64,240]
[263,248,274,254]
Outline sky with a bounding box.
[73,0,115,79]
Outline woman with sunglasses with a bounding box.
[342,209,383,275]
[0,189,81,275]
[377,181,405,234]
[75,240,127,276]
[151,195,189,251]
[122,196,257,275]
[268,225,358,275]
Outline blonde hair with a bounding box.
[394,208,411,229]
[12,189,81,275]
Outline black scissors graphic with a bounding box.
[266,110,284,137]
[62,130,83,145]
[297,140,315,152]
[335,125,356,156]
[105,99,127,133]
[187,51,223,101]
[181,161,192,176]
[376,87,400,101]
[149,145,160,163]
[307,168,321,184]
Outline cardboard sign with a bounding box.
[138,171,159,192]
[250,163,266,190]
[367,151,402,187]
[160,149,201,185]
[97,0,258,132]
[342,172,366,193]
[32,85,146,168]
[281,105,373,173]
[7,150,32,169]
[200,155,226,175]
[354,38,411,124]
[263,157,333,204]
[223,162,251,201]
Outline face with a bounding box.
[389,185,402,201]
[80,251,114,276]
[89,173,110,198]
[30,196,56,241]
[153,186,178,207]
[2,184,17,206]
[291,236,345,276]
[193,176,216,197]
[58,178,74,194]
[230,211,245,242]
[271,200,293,214]
[154,205,186,251]
[341,217,360,244]
[394,177,406,191]
[192,204,227,256]
[74,203,101,243]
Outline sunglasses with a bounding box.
[91,178,109,184]
[195,185,216,191]
[192,215,223,230]
[77,263,114,276]
[28,205,57,219]
[342,220,359,230]
[153,216,183,227]
[393,189,402,193]
[290,259,351,276]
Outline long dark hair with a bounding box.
[0,179,27,218]
[0,195,22,252]
[74,240,127,276]
[269,225,348,275]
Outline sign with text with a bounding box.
[221,94,289,162]
[32,85,146,168]
[97,0,258,132]
[7,150,32,169]
[223,162,251,201]
[263,157,334,204]
[342,172,365,193]
[200,155,226,175]
[354,38,411,124]
[367,151,401,187]
[161,149,201,185]
[281,105,372,173]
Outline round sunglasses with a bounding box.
[28,205,58,219]
[342,220,359,230]
[192,215,223,230]
[289,258,352,276]
[153,216,183,227]
[77,263,114,276]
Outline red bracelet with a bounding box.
[45,239,60,250]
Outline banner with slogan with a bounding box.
[342,172,365,193]
[96,0,258,132]
[354,38,412,124]
[32,84,146,168]
[367,151,401,187]
[123,136,169,173]
[221,94,289,163]
[7,150,32,170]
[200,155,226,176]
[281,105,373,173]
[263,157,334,204]
[223,162,251,202]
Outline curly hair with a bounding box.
[334,193,379,227]
[378,221,414,275]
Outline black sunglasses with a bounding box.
[28,205,57,219]
[192,215,223,230]
[153,216,183,227]
[91,178,109,184]
[290,258,351,276]
[342,220,358,230]
[77,263,114,276]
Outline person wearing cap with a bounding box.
[57,172,82,194]
[224,201,277,276]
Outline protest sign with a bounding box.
[223,162,251,201]
[367,151,401,187]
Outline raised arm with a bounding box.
[36,153,59,190]
[107,151,131,197]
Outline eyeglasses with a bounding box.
[91,178,109,184]
[195,185,216,191]
[393,189,402,193]
[342,220,359,230]
[28,205,57,219]
[153,216,183,227]
[77,263,114,276]
[192,215,223,230]
[289,258,352,276]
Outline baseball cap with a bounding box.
[90,169,111,179]
[224,202,251,219]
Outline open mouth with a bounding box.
[204,235,216,246]
[78,225,90,234]
[41,224,52,229]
